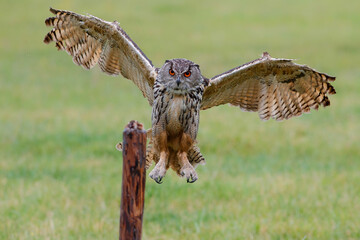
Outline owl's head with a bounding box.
[157,58,209,95]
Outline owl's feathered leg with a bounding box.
[144,128,156,169]
[177,151,198,183]
[149,131,169,184]
[146,141,205,171]
[149,151,168,184]
[175,133,198,183]
[145,129,205,169]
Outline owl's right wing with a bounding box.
[201,52,336,120]
[44,8,157,105]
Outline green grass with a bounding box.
[1,0,360,239]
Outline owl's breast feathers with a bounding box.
[152,83,204,140]
[166,95,189,136]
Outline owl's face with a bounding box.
[157,58,208,95]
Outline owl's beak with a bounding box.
[176,77,181,86]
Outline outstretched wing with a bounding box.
[44,8,157,105]
[201,52,336,121]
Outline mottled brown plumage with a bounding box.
[201,52,336,121]
[44,8,336,183]
[44,7,156,105]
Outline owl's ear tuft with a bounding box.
[203,77,209,87]
[191,64,200,69]
[164,60,173,68]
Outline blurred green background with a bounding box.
[1,0,359,239]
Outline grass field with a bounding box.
[1,0,360,239]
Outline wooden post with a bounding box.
[118,120,146,240]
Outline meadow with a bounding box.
[1,0,360,239]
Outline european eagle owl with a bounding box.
[44,8,336,183]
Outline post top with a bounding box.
[125,120,144,131]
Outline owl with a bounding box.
[44,8,336,183]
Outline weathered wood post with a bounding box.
[117,120,146,240]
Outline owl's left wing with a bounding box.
[44,8,157,105]
[201,52,336,121]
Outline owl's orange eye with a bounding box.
[184,71,191,78]
[169,69,175,76]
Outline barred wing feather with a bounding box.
[44,8,157,105]
[201,52,336,121]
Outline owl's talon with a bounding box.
[151,174,164,184]
[186,176,197,183]
[149,163,167,184]
[187,173,198,183]
[180,164,198,183]
[188,179,195,183]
